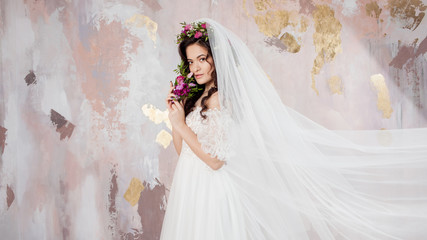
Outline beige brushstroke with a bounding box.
[328,76,343,95]
[141,104,171,130]
[123,177,145,206]
[125,15,158,44]
[311,5,342,95]
[370,74,393,118]
[156,130,173,149]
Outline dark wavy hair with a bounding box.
[178,37,218,119]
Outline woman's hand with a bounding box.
[166,81,186,130]
[168,100,186,130]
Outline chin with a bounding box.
[197,78,212,86]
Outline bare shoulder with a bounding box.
[207,92,220,110]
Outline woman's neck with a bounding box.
[204,81,215,93]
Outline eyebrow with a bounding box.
[187,54,207,61]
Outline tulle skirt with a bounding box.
[159,143,248,240]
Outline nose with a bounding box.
[192,62,201,73]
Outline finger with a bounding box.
[175,101,184,111]
[169,81,175,92]
[165,97,174,107]
[166,95,174,101]
[167,100,173,110]
[171,103,178,111]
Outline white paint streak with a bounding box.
[333,0,359,16]
[73,175,102,239]
[89,2,141,30]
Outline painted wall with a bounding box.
[0,0,426,239]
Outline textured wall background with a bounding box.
[0,0,426,239]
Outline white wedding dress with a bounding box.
[160,106,248,240]
[161,18,427,240]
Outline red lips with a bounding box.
[195,74,203,79]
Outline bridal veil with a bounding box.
[196,18,427,240]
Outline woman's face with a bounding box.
[186,43,215,86]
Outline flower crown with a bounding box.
[176,21,208,44]
[172,22,209,101]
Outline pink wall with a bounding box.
[0,0,426,238]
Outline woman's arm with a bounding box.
[171,127,183,155]
[174,122,225,170]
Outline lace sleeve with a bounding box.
[196,109,232,161]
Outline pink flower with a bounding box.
[184,24,192,31]
[194,31,202,39]
[175,84,183,91]
[201,23,206,29]
[189,83,196,87]
[176,75,185,84]
[187,72,193,78]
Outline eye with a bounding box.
[199,58,206,62]
[188,61,193,65]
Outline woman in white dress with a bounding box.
[160,18,427,240]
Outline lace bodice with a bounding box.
[183,106,231,161]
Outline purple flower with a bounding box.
[176,84,184,91]
[189,83,196,87]
[194,31,202,39]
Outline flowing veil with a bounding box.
[197,18,427,240]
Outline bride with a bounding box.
[160,18,427,240]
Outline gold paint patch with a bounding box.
[327,76,343,95]
[156,130,173,149]
[141,104,171,130]
[254,10,292,37]
[311,5,342,95]
[299,16,309,33]
[370,74,393,118]
[124,177,145,206]
[365,1,382,19]
[254,0,273,11]
[280,32,301,53]
[126,15,158,43]
[387,0,427,30]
